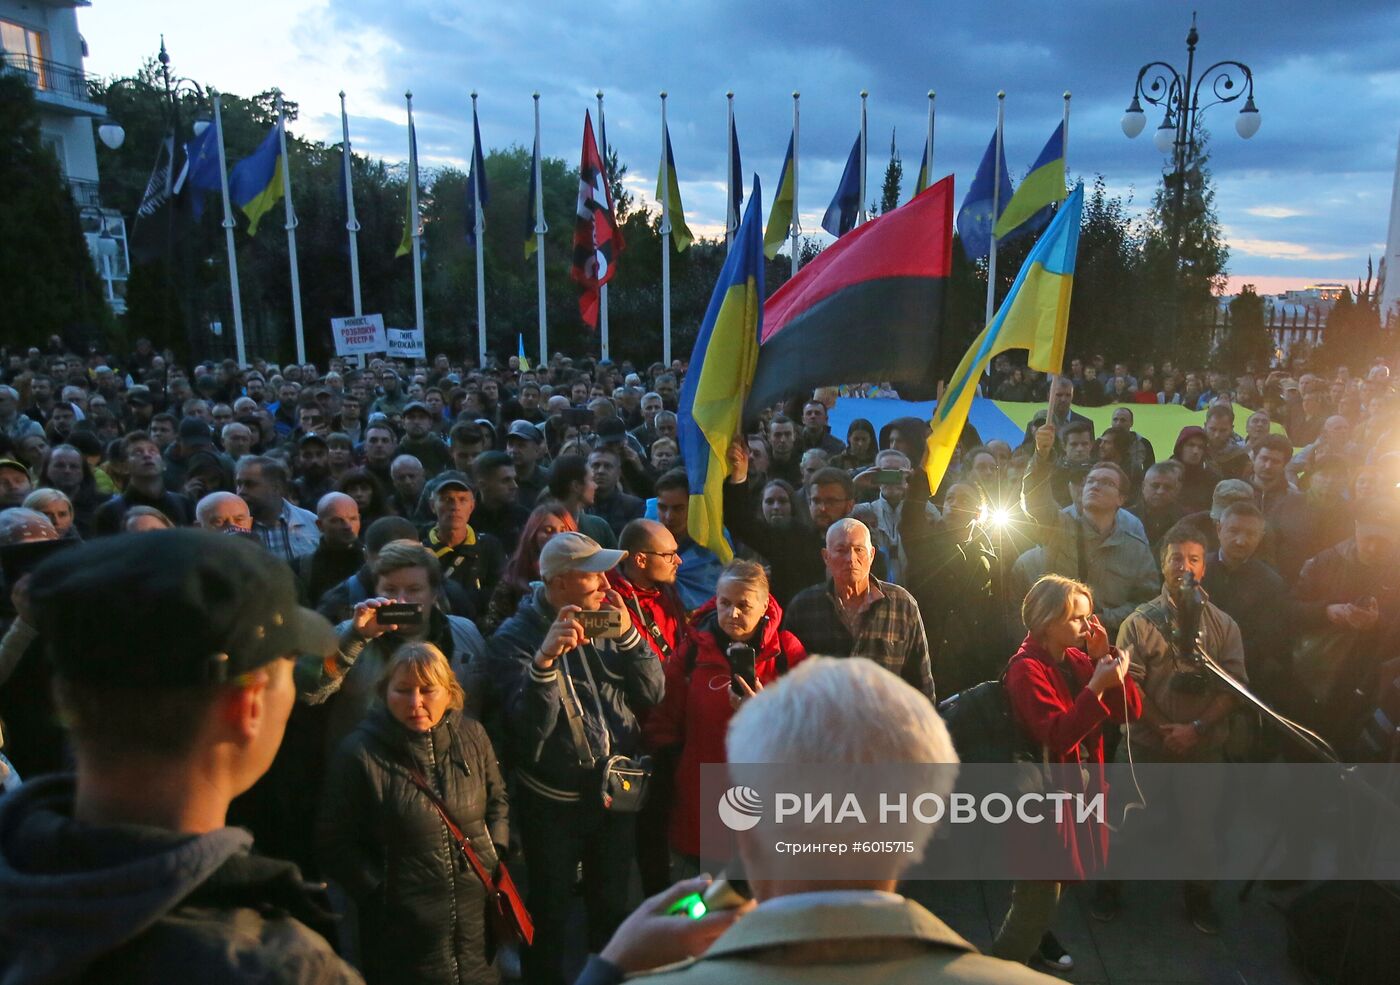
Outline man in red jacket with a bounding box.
[611,518,690,895]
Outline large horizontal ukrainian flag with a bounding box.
[677,175,765,564]
[925,182,1084,491]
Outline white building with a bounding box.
[1,0,127,312]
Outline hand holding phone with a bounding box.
[726,643,757,695]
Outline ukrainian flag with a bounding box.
[913,132,932,196]
[763,132,795,260]
[655,123,693,252]
[396,117,418,258]
[228,119,284,237]
[925,182,1083,491]
[992,122,1066,241]
[677,174,764,563]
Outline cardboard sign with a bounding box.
[386,326,425,359]
[331,314,386,356]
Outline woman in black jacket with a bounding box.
[318,642,509,985]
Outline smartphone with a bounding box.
[874,469,907,485]
[576,608,625,639]
[375,602,425,626]
[726,643,757,695]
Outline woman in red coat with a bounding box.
[990,573,1143,972]
[643,559,806,863]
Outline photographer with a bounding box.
[489,531,664,985]
[1100,523,1247,934]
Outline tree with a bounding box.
[1216,284,1271,373]
[0,75,114,348]
[877,129,901,215]
[1136,125,1229,364]
[1316,263,1385,371]
[1066,175,1143,361]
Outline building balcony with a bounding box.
[1,51,104,116]
[69,177,100,208]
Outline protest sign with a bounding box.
[330,314,386,356]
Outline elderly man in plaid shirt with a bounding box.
[783,517,935,702]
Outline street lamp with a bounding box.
[1121,13,1260,353]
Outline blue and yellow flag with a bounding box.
[524,132,543,259]
[655,123,694,252]
[914,132,932,196]
[517,334,530,370]
[677,174,765,563]
[993,122,1066,241]
[926,183,1083,491]
[763,132,795,259]
[396,116,418,259]
[228,119,284,237]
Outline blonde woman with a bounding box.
[318,641,508,985]
[991,574,1142,971]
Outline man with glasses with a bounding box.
[784,518,935,701]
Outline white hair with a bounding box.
[727,657,958,874]
[874,449,910,469]
[195,491,248,527]
[824,516,870,549]
[22,488,70,513]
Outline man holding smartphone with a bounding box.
[488,531,664,985]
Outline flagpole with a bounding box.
[275,94,306,366]
[533,92,548,366]
[984,90,1005,328]
[471,91,487,368]
[1045,90,1072,417]
[925,90,936,186]
[407,91,425,341]
[858,90,868,226]
[596,90,610,362]
[211,94,246,365]
[790,90,800,278]
[660,91,673,368]
[340,92,363,319]
[725,91,735,249]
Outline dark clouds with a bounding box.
[300,0,1398,283]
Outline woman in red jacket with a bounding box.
[643,559,806,865]
[991,573,1142,973]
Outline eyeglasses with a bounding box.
[637,550,681,563]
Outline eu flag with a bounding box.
[180,122,222,220]
[821,133,862,238]
[955,128,1013,260]
[677,175,764,563]
[465,106,489,246]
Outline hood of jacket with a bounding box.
[1173,426,1208,461]
[690,593,786,656]
[0,774,252,985]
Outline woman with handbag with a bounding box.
[990,574,1142,973]
[643,559,807,867]
[317,642,512,985]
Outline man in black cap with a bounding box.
[505,419,547,508]
[422,471,504,620]
[0,531,360,983]
[93,431,194,535]
[397,401,450,476]
[163,416,225,492]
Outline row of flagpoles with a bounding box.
[156,87,1072,368]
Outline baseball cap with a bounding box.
[298,432,329,449]
[539,531,625,581]
[1210,479,1256,520]
[28,530,336,688]
[178,416,213,446]
[403,401,433,417]
[430,470,475,496]
[1355,498,1400,537]
[0,459,29,480]
[126,388,153,407]
[506,420,542,444]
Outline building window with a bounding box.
[0,19,47,86]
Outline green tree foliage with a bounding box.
[1316,264,1385,371]
[0,75,114,347]
[1066,175,1143,361]
[876,130,901,216]
[1217,283,1271,373]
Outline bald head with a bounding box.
[195,491,253,533]
[316,490,361,547]
[619,517,680,589]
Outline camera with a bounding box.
[576,608,625,639]
[375,602,425,626]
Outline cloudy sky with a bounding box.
[79,0,1398,295]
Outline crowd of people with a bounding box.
[0,336,1397,984]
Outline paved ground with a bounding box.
[907,880,1312,985]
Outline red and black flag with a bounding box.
[571,110,624,328]
[744,175,955,415]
